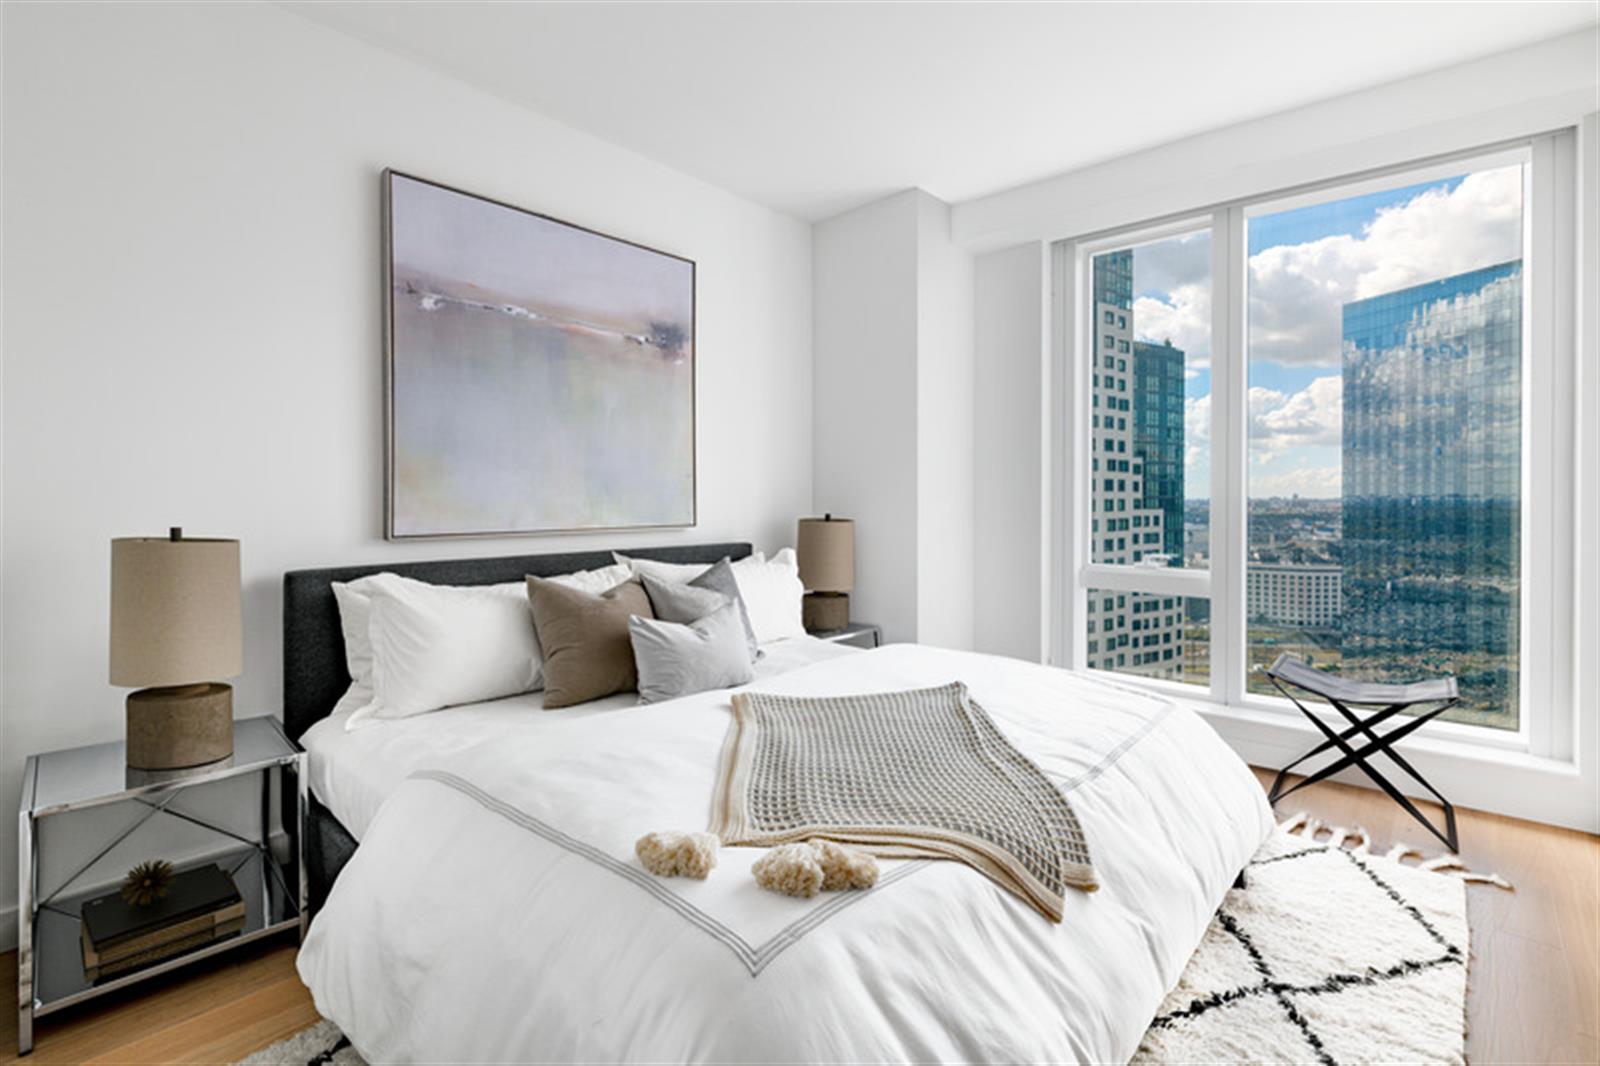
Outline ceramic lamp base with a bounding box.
[803,592,850,632]
[126,683,234,770]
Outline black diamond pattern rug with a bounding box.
[1134,815,1485,1065]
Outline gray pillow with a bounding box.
[640,557,760,662]
[640,573,728,624]
[629,603,755,704]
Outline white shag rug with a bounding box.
[240,816,1495,1066]
[1134,813,1496,1065]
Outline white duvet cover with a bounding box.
[297,644,1272,1064]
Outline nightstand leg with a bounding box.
[294,757,309,940]
[17,810,34,1055]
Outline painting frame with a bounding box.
[382,168,698,540]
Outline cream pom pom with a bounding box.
[812,839,879,890]
[635,830,719,880]
[751,843,826,898]
[752,840,879,897]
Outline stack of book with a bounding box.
[80,863,245,981]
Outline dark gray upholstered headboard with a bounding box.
[282,542,753,741]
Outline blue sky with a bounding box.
[1122,164,1523,500]
[1245,177,1463,257]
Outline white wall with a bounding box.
[812,192,920,641]
[812,189,975,648]
[913,193,975,651]
[0,1,813,936]
[972,243,1048,663]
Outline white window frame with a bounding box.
[1053,131,1578,761]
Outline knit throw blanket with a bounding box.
[710,682,1096,922]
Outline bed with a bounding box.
[283,544,1273,1063]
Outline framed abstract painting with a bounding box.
[383,170,696,538]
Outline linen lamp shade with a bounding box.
[797,516,853,631]
[110,535,242,685]
[797,516,854,592]
[110,531,241,770]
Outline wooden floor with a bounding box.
[0,770,1595,1064]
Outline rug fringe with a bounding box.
[1277,812,1512,890]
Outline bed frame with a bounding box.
[281,542,754,910]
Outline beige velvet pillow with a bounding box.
[526,576,655,708]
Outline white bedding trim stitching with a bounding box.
[1050,692,1179,793]
[410,769,929,975]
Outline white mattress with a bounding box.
[302,635,859,839]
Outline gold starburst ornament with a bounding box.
[121,859,175,907]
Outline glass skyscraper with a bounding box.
[1340,260,1522,726]
[1132,339,1186,561]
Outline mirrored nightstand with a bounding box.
[16,716,306,1055]
[808,622,882,650]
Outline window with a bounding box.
[1244,162,1524,729]
[1061,135,1575,755]
[1082,229,1212,687]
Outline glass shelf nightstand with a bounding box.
[16,716,306,1055]
[808,622,882,650]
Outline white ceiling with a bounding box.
[281,1,1599,221]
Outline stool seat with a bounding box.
[1266,654,1457,706]
[1264,652,1461,853]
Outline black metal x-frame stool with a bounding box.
[1264,652,1461,853]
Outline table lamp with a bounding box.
[797,514,854,632]
[110,528,241,770]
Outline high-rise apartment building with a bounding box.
[1246,563,1342,628]
[1340,260,1522,722]
[1132,339,1186,561]
[1087,250,1185,680]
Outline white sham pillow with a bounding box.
[331,580,378,717]
[550,561,633,596]
[614,552,766,584]
[730,547,806,644]
[332,563,631,729]
[352,573,538,728]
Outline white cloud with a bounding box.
[1180,377,1343,497]
[1246,165,1522,368]
[1133,231,1210,294]
[1131,232,1212,365]
[1249,375,1342,454]
[1134,284,1210,364]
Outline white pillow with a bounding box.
[550,562,633,596]
[352,573,538,727]
[332,563,631,729]
[730,548,806,644]
[331,580,378,717]
[614,552,766,584]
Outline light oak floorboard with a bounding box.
[0,939,317,1064]
[0,772,1594,1063]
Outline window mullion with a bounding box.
[1214,206,1247,707]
